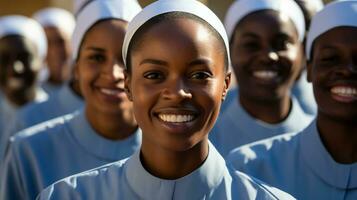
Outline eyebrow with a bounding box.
[240,32,259,39]
[85,46,106,52]
[139,58,168,66]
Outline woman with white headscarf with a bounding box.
[37,0,294,199]
[0,1,142,199]
[33,7,75,96]
[209,0,314,157]
[0,15,48,161]
[227,1,357,199]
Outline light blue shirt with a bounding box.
[37,142,295,200]
[41,82,62,97]
[227,120,357,200]
[209,88,314,157]
[0,88,48,162]
[291,70,317,115]
[0,109,142,200]
[10,84,83,133]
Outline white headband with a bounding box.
[0,15,47,60]
[33,7,75,38]
[224,0,305,42]
[122,0,231,69]
[306,0,357,60]
[72,0,142,60]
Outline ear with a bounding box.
[124,70,133,101]
[306,61,312,83]
[222,72,231,101]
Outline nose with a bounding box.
[259,47,279,64]
[12,60,25,74]
[162,78,192,101]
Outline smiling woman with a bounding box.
[36,0,294,199]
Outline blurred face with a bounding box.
[76,19,131,116]
[126,18,230,152]
[230,10,303,102]
[0,35,41,105]
[44,26,72,84]
[308,27,357,122]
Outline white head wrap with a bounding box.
[224,0,305,42]
[306,0,357,61]
[72,0,142,60]
[122,0,231,68]
[33,7,75,38]
[0,15,47,60]
[296,0,324,13]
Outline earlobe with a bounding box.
[222,72,232,101]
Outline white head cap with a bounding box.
[0,15,47,60]
[295,0,324,13]
[72,0,142,60]
[122,0,230,69]
[224,0,305,42]
[306,0,357,61]
[33,7,75,38]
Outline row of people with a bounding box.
[0,0,355,199]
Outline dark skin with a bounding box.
[43,26,72,85]
[230,10,303,124]
[125,18,230,179]
[75,19,137,140]
[307,27,357,164]
[0,35,41,106]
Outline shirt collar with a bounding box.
[301,120,357,189]
[69,109,142,161]
[125,141,228,199]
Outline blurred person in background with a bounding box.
[33,7,75,96]
[0,15,48,161]
[0,0,142,200]
[209,0,314,157]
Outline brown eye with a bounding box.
[241,41,260,52]
[143,71,164,80]
[88,54,105,63]
[190,71,212,80]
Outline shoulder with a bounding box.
[230,170,296,200]
[10,113,76,150]
[37,159,128,200]
[226,131,301,170]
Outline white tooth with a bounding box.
[159,114,195,123]
[331,86,357,97]
[253,70,277,79]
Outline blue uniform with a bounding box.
[291,70,317,115]
[37,142,295,200]
[209,88,314,156]
[9,84,83,133]
[0,110,141,200]
[0,88,48,161]
[227,120,357,200]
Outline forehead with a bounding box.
[81,19,128,47]
[314,26,357,48]
[132,17,224,58]
[235,10,298,39]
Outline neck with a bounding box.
[7,87,37,107]
[69,79,82,98]
[239,92,291,124]
[317,114,357,164]
[85,107,138,140]
[140,140,209,179]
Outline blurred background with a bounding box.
[0,0,335,20]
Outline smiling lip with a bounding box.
[97,87,127,101]
[330,85,357,103]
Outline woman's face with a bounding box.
[44,26,72,84]
[76,19,131,116]
[0,35,41,104]
[308,27,357,122]
[230,10,303,102]
[126,18,230,152]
